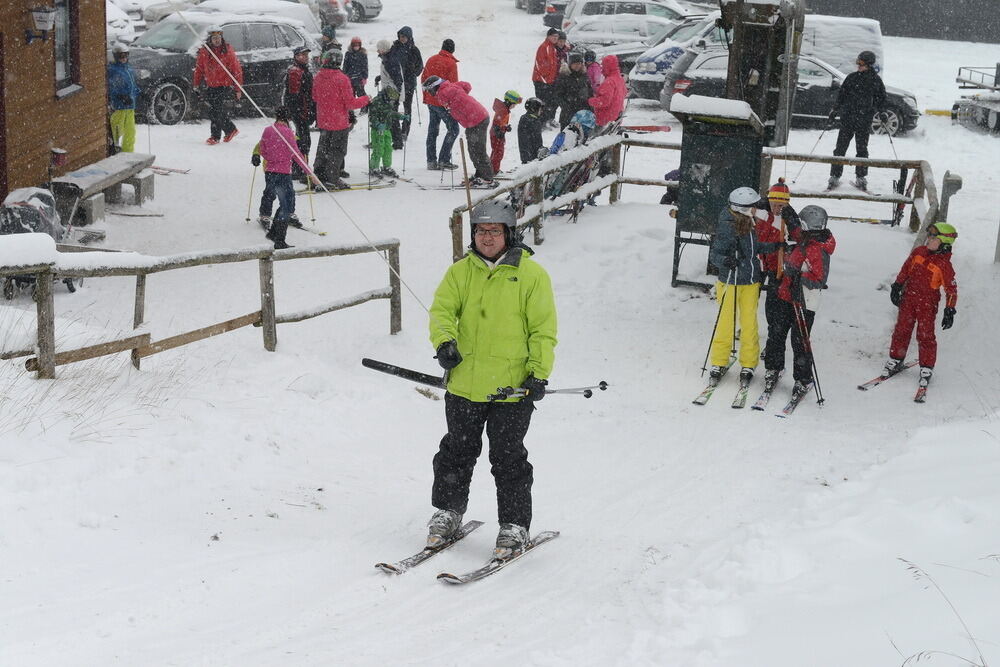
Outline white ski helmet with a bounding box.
[469,199,517,245]
[728,187,760,215]
[798,205,829,231]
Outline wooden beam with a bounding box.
[387,246,401,335]
[764,150,922,169]
[25,333,152,372]
[274,288,391,324]
[135,311,262,359]
[34,271,55,379]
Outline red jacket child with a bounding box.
[489,92,521,174]
[887,225,958,372]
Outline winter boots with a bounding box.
[439,161,459,170]
[258,215,271,230]
[265,217,293,250]
[427,161,441,170]
[426,509,463,549]
[494,523,530,560]
[918,366,933,388]
[852,177,867,191]
[826,176,839,190]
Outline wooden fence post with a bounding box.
[388,245,401,335]
[132,273,146,369]
[609,143,622,204]
[450,211,464,263]
[259,256,277,351]
[34,270,55,379]
[531,176,544,245]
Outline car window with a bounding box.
[647,4,680,19]
[222,24,246,51]
[616,3,645,14]
[615,17,646,35]
[134,20,199,52]
[669,19,710,44]
[702,24,731,46]
[582,2,611,15]
[697,54,728,70]
[576,19,602,32]
[798,60,834,85]
[246,23,277,50]
[279,25,304,47]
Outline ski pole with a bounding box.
[790,128,827,184]
[487,381,608,402]
[700,266,735,376]
[884,116,900,161]
[245,163,258,223]
[307,178,315,224]
[366,111,372,190]
[792,298,824,405]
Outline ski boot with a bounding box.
[339,170,350,178]
[439,161,459,170]
[708,365,726,386]
[918,366,933,388]
[287,214,303,229]
[427,161,441,171]
[792,379,813,396]
[257,215,272,230]
[883,358,906,376]
[852,176,867,191]
[381,167,399,178]
[426,509,463,549]
[826,176,839,190]
[739,367,754,386]
[763,369,780,392]
[494,523,530,560]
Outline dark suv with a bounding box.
[129,12,319,125]
[662,48,920,136]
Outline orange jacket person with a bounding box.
[193,26,243,144]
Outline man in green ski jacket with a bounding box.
[426,199,557,560]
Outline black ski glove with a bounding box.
[781,206,801,230]
[374,75,381,87]
[941,307,956,330]
[890,282,903,307]
[522,374,547,401]
[435,340,462,370]
[251,153,261,167]
[722,255,738,270]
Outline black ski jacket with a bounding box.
[832,68,886,131]
[518,113,544,163]
[553,70,593,129]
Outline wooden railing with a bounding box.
[1,240,400,379]
[447,135,943,260]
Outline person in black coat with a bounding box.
[827,50,886,191]
[343,36,368,98]
[385,26,424,146]
[518,97,545,163]
[552,52,593,129]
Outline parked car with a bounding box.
[561,0,690,32]
[315,0,350,27]
[567,13,681,50]
[661,49,919,135]
[630,12,885,100]
[128,12,320,125]
[514,0,546,15]
[110,0,148,33]
[192,0,322,39]
[543,1,569,28]
[348,0,381,21]
[593,18,696,74]
[106,0,137,45]
[628,12,729,99]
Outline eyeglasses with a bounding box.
[474,228,504,238]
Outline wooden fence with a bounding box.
[448,135,944,262]
[0,240,400,379]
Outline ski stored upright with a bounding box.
[436,530,560,585]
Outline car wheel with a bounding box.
[350,3,363,21]
[149,82,189,126]
[871,106,902,136]
[528,0,544,14]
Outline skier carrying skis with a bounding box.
[426,199,557,560]
[518,97,546,164]
[193,26,243,145]
[490,90,522,174]
[251,106,318,250]
[827,50,886,191]
[367,86,408,178]
[707,188,782,385]
[423,75,495,187]
[884,223,958,388]
[763,205,836,396]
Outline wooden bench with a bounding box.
[50,152,156,226]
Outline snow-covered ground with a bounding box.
[3,1,999,665]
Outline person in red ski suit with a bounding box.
[885,223,958,386]
[193,26,243,144]
[489,91,522,174]
[766,205,836,394]
[756,178,796,392]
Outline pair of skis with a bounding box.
[375,521,559,585]
[694,365,810,417]
[857,360,927,402]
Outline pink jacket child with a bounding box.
[587,55,626,126]
[586,61,604,90]
[313,68,370,130]
[434,80,489,128]
[259,122,309,174]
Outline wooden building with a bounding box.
[0,0,108,202]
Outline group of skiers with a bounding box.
[706,179,959,403]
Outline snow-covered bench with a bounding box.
[50,152,156,226]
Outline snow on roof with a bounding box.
[0,233,58,271]
[668,94,756,121]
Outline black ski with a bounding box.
[436,530,559,585]
[361,358,446,389]
[857,360,918,390]
[375,520,484,575]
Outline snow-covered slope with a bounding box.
[2,1,998,665]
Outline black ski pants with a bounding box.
[290,112,312,179]
[432,393,535,530]
[533,81,557,123]
[763,296,816,383]
[203,86,236,140]
[465,119,494,181]
[830,124,871,178]
[313,128,349,184]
